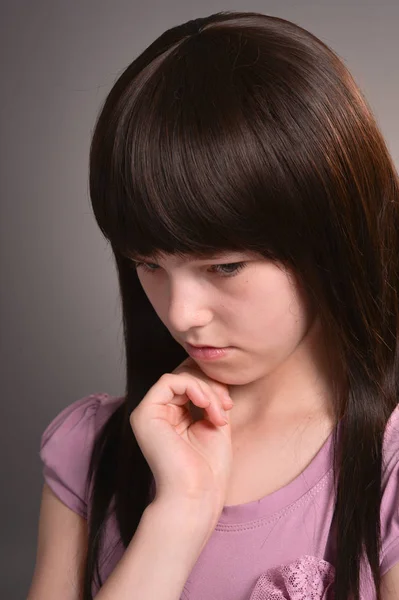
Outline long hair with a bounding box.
[84,10,399,599]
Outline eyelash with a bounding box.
[132,261,248,278]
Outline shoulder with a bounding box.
[382,403,399,472]
[380,403,399,576]
[40,393,124,449]
[39,393,125,518]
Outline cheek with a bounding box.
[247,288,310,348]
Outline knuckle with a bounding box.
[210,380,227,393]
[205,381,222,398]
[129,407,139,423]
[129,413,137,430]
[197,379,211,395]
[159,372,172,382]
[210,383,225,397]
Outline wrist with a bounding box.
[106,494,218,598]
[145,495,220,538]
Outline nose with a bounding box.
[166,282,213,333]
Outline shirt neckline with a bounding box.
[217,419,341,525]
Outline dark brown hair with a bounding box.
[85,10,399,599]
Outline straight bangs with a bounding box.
[90,24,330,269]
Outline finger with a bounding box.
[141,373,229,428]
[197,381,229,426]
[221,392,234,410]
[173,360,232,406]
[206,382,233,410]
[205,383,233,414]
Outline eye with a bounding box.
[132,261,248,278]
[212,262,247,277]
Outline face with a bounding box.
[133,250,318,392]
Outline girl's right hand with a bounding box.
[129,366,234,520]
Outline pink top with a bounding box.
[39,393,399,599]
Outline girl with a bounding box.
[29,10,399,600]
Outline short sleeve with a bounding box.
[379,405,399,575]
[39,393,117,519]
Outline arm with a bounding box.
[381,562,399,599]
[95,498,216,600]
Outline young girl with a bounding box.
[28,10,399,600]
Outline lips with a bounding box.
[186,344,232,360]
[187,343,222,349]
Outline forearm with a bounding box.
[95,498,215,600]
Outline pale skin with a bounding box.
[133,249,338,505]
[94,245,399,600]
[27,249,398,599]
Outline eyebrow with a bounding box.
[128,251,242,263]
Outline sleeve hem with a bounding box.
[380,537,399,576]
[43,470,88,520]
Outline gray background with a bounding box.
[1,1,398,597]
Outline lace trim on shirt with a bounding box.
[249,554,335,599]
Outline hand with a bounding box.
[130,356,234,522]
[171,356,233,423]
